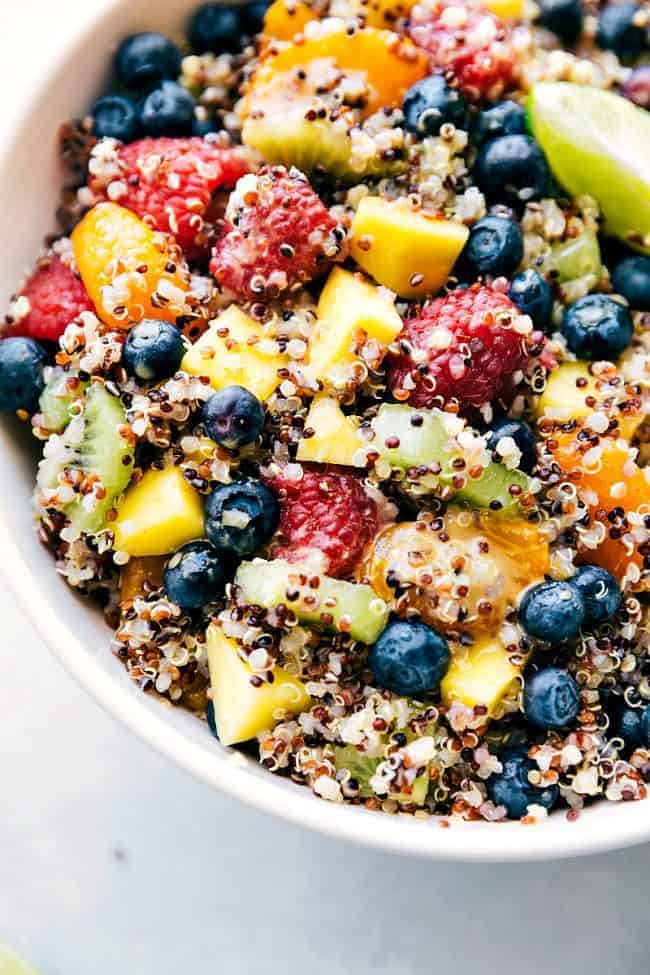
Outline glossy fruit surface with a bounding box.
[473,100,526,145]
[571,565,621,626]
[523,667,580,730]
[487,748,559,818]
[0,337,45,412]
[115,32,181,90]
[164,540,227,609]
[202,386,265,450]
[368,619,450,697]
[486,418,537,474]
[474,134,549,209]
[91,94,140,142]
[528,83,650,253]
[402,74,468,136]
[139,81,196,138]
[205,479,279,558]
[123,320,185,382]
[561,294,633,360]
[611,255,650,311]
[508,269,553,333]
[519,580,585,642]
[461,215,523,278]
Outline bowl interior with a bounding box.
[1,0,648,861]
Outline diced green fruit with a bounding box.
[38,384,134,536]
[113,466,204,556]
[454,459,529,513]
[540,229,601,284]
[38,372,86,432]
[296,397,366,467]
[371,404,529,513]
[333,744,430,804]
[206,625,311,746]
[528,83,650,254]
[243,111,406,182]
[235,558,389,644]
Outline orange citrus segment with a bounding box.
[72,203,192,330]
[245,23,428,119]
[120,556,166,602]
[263,0,317,38]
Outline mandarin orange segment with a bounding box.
[120,556,166,602]
[263,0,317,39]
[550,431,649,583]
[363,508,549,634]
[71,203,192,330]
[244,23,428,119]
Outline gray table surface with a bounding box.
[2,3,650,972]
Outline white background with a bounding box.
[3,2,650,973]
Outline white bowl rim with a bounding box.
[2,0,650,863]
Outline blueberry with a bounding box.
[474,134,550,210]
[123,319,185,382]
[139,80,196,138]
[640,707,650,748]
[508,268,553,333]
[189,3,242,53]
[611,255,650,312]
[206,700,219,738]
[402,74,468,138]
[519,580,585,643]
[486,417,537,474]
[537,0,583,43]
[164,540,227,610]
[618,706,645,749]
[596,3,648,61]
[570,564,621,627]
[487,748,559,818]
[115,32,182,91]
[191,113,223,137]
[90,94,140,143]
[562,293,633,361]
[202,385,265,450]
[0,337,46,413]
[205,478,279,558]
[368,619,450,697]
[461,215,523,278]
[523,667,580,730]
[473,100,526,146]
[621,64,650,109]
[241,0,272,36]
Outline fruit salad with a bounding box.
[2,0,649,824]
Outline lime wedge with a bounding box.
[0,944,39,975]
[528,82,650,254]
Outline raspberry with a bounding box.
[210,167,347,303]
[7,255,94,342]
[409,0,515,100]
[388,284,541,412]
[263,465,379,579]
[89,137,251,259]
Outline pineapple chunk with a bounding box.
[206,625,311,746]
[537,362,643,440]
[181,306,288,402]
[485,0,523,18]
[440,636,522,716]
[297,396,366,467]
[113,466,204,556]
[263,0,317,38]
[308,267,402,383]
[349,197,469,299]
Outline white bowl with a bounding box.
[1,0,648,862]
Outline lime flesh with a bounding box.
[528,82,650,254]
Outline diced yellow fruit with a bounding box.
[263,0,316,38]
[441,636,522,716]
[537,361,643,440]
[113,466,204,556]
[485,0,523,19]
[206,625,311,746]
[181,306,288,402]
[297,396,366,466]
[349,197,469,299]
[308,267,402,381]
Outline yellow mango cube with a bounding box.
[113,466,204,556]
[263,0,316,38]
[349,197,469,299]
[297,396,366,467]
[181,305,289,402]
[486,0,523,19]
[207,625,311,746]
[537,361,643,440]
[441,636,522,716]
[309,267,403,381]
